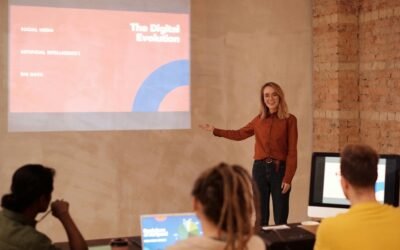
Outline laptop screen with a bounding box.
[140,212,203,250]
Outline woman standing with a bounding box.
[200,82,298,226]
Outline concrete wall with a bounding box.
[0,0,313,241]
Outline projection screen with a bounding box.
[8,0,190,131]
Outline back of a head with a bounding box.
[1,164,55,212]
[340,144,378,188]
[191,163,255,249]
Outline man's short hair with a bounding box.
[340,144,378,188]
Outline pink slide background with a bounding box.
[9,6,189,112]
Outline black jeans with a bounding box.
[252,160,290,226]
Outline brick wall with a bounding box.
[312,0,400,153]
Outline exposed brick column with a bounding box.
[312,0,360,152]
[312,0,400,153]
[358,1,400,153]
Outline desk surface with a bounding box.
[55,236,141,250]
[55,224,318,250]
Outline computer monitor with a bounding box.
[308,152,400,219]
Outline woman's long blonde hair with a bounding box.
[192,163,257,250]
[259,82,289,119]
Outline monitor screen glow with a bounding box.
[308,153,399,219]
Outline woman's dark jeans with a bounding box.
[252,159,290,226]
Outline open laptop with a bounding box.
[134,212,203,250]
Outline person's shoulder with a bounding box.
[383,203,400,211]
[247,114,262,125]
[284,114,297,126]
[317,212,351,233]
[247,235,266,250]
[287,113,297,120]
[23,229,56,250]
[252,114,262,121]
[318,216,337,227]
[2,225,56,250]
[382,204,400,217]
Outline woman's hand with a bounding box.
[281,182,291,194]
[199,124,215,132]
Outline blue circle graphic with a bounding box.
[132,59,189,112]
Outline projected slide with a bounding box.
[8,0,190,131]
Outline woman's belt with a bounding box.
[264,157,282,172]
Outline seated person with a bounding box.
[314,144,400,250]
[168,163,265,250]
[0,164,88,250]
